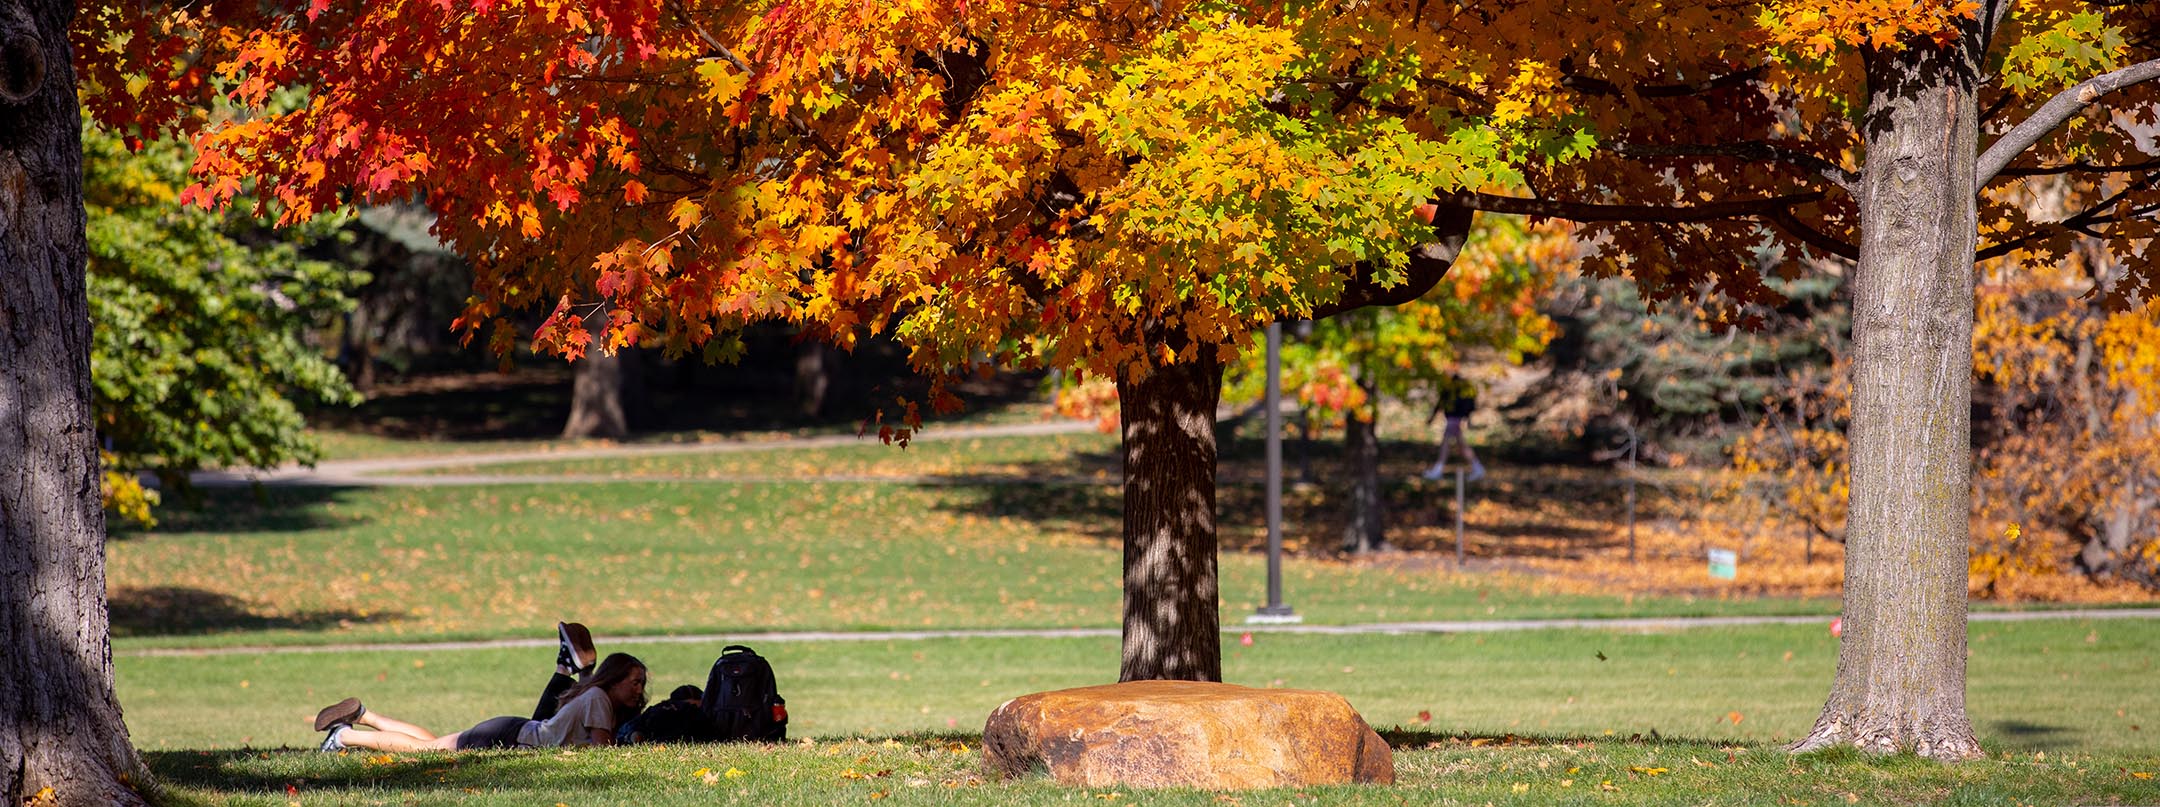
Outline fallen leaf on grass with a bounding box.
[869,791,889,800]
[1416,710,1432,723]
[840,769,865,780]
[1629,766,1668,776]
[694,768,719,786]
[1599,780,1619,792]
[726,768,747,779]
[2132,771,2153,780]
[1510,783,1529,793]
[365,754,396,766]
[1727,711,1744,725]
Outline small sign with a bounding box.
[1707,549,1738,580]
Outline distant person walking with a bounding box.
[1422,376,1485,482]
[313,624,647,752]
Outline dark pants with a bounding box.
[532,672,577,720]
[456,715,529,750]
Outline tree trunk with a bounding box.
[1792,31,1984,761]
[0,1,151,801]
[1340,375,1386,554]
[795,338,835,418]
[1116,349,1223,682]
[562,316,632,439]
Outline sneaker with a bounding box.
[557,622,597,677]
[1421,462,1448,481]
[318,724,349,753]
[1466,462,1487,483]
[313,697,365,732]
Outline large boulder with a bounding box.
[982,680,1393,789]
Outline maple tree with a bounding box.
[1420,0,2160,760]
[95,0,1588,685]
[82,0,2160,762]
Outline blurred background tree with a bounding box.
[84,126,364,524]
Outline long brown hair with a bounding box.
[560,652,646,712]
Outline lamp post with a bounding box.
[1250,321,1300,624]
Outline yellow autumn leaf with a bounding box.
[669,199,703,229]
[695,60,748,105]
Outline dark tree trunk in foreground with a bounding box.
[0,1,151,801]
[1340,375,1385,554]
[562,317,633,439]
[1792,29,1984,761]
[1116,348,1224,682]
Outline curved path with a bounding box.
[118,607,2160,657]
[188,420,1103,488]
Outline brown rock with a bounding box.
[982,680,1394,789]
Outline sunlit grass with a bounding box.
[129,622,2160,805]
[110,479,1853,652]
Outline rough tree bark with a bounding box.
[1790,28,1985,761]
[0,0,152,801]
[1116,346,1224,682]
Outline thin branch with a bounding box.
[1761,208,1860,261]
[1975,57,2160,188]
[667,0,755,76]
[1997,158,2160,177]
[1975,172,2160,259]
[1560,65,1766,99]
[1440,189,1827,224]
[1610,141,1860,194]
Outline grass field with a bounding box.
[111,478,1852,652]
[120,418,2160,804]
[126,621,2160,804]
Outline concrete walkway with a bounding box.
[189,420,1102,488]
[117,607,2160,657]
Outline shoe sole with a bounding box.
[314,697,363,731]
[560,622,597,671]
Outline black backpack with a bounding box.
[701,645,787,742]
[615,697,717,745]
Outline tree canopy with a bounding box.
[95,0,2160,737]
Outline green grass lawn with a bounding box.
[111,480,1846,652]
[127,621,2160,804]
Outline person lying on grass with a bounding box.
[312,625,647,752]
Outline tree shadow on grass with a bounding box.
[113,485,373,539]
[143,748,649,801]
[107,586,393,638]
[922,430,1641,561]
[1989,720,2076,752]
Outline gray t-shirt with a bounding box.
[518,687,617,747]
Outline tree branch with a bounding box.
[1761,208,1860,261]
[1441,189,1827,224]
[1609,141,1860,194]
[1560,65,1766,99]
[1308,204,1474,319]
[1997,158,2160,177]
[1975,58,2160,188]
[1975,172,2159,259]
